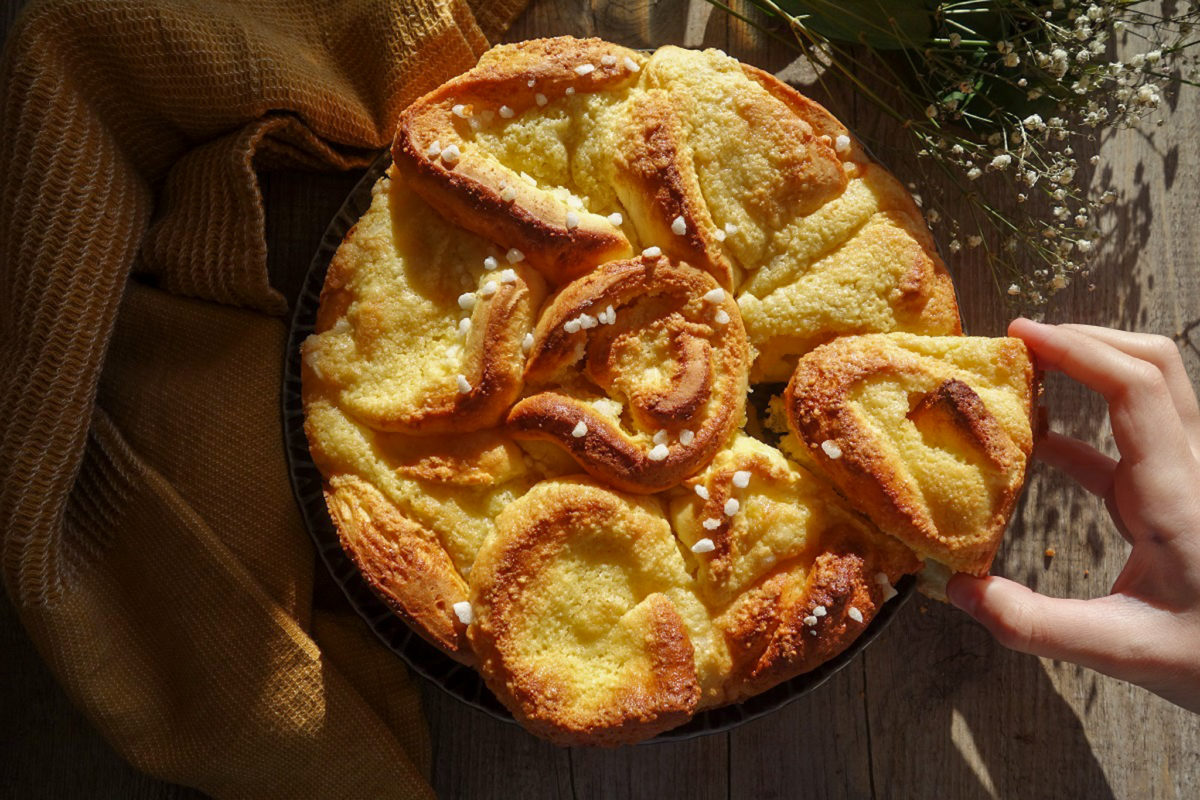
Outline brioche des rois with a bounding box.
[301,36,1037,745]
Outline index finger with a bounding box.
[1008,318,1192,468]
[1057,324,1200,458]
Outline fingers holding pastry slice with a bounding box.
[784,333,1040,578]
[507,255,750,493]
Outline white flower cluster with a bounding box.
[737,0,1199,306]
[898,0,1197,304]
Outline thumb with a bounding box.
[946,574,1152,676]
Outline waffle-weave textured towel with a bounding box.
[0,1,527,796]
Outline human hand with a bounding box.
[946,318,1200,713]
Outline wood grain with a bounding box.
[0,574,208,800]
[3,0,1199,798]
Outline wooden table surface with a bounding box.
[4,1,1199,798]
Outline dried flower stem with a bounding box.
[710,0,1200,306]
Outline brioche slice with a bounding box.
[508,256,749,493]
[302,376,532,660]
[322,474,474,662]
[393,37,641,282]
[633,48,850,290]
[669,435,919,699]
[669,434,917,605]
[468,479,726,744]
[301,170,545,435]
[736,162,962,382]
[784,333,1038,576]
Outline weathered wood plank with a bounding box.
[860,18,1200,800]
[422,686,574,799]
[568,734,728,800]
[728,666,875,800]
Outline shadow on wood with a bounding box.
[863,601,1116,800]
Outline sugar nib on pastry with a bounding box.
[507,254,750,493]
[300,33,1049,746]
[784,333,1041,594]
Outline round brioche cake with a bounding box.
[301,36,1039,745]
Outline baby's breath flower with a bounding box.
[708,0,1199,308]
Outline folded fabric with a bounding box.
[0,0,527,796]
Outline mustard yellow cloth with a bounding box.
[0,1,527,796]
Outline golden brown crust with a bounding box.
[784,333,1038,575]
[468,479,705,745]
[736,163,963,382]
[671,435,917,602]
[323,475,474,664]
[370,429,528,487]
[667,434,919,698]
[300,36,1036,746]
[907,378,1025,472]
[392,37,641,283]
[739,64,857,156]
[302,173,547,435]
[610,91,737,288]
[507,256,749,493]
[719,544,895,701]
[399,264,544,433]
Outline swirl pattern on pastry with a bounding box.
[716,544,909,701]
[670,435,919,699]
[784,333,1038,576]
[303,175,545,434]
[468,478,723,745]
[393,38,641,282]
[300,35,1041,746]
[507,255,749,493]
